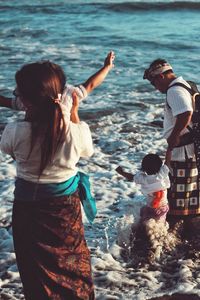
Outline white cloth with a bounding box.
[11,84,88,112]
[0,119,94,183]
[163,76,194,161]
[134,164,170,207]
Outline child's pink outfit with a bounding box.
[134,164,170,222]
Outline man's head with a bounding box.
[143,59,176,93]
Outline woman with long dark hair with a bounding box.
[0,52,114,299]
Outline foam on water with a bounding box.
[1,103,200,299]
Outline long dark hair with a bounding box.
[15,61,67,176]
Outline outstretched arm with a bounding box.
[116,166,134,181]
[82,51,115,94]
[0,95,12,108]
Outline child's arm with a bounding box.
[70,92,80,123]
[82,51,115,94]
[116,166,134,181]
[0,95,13,108]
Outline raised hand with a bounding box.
[104,51,115,69]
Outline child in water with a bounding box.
[116,153,171,264]
[116,153,170,223]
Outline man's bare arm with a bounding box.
[167,111,192,150]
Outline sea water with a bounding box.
[0,1,200,299]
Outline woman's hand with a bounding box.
[82,51,115,94]
[104,51,115,69]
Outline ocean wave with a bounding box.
[102,1,200,12]
[1,2,200,14]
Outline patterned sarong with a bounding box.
[12,191,95,300]
[168,158,200,216]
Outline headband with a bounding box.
[143,63,173,81]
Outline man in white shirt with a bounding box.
[143,59,200,243]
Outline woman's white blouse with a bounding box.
[0,120,94,183]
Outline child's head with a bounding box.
[141,154,162,175]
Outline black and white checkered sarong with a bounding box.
[168,158,200,216]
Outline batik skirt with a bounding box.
[12,191,95,300]
[168,158,200,216]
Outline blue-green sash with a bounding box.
[14,172,97,224]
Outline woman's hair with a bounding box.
[15,61,67,175]
[141,153,163,175]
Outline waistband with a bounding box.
[14,175,79,201]
[14,172,97,224]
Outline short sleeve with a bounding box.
[167,87,193,117]
[0,123,15,156]
[74,85,88,100]
[70,121,94,158]
[134,171,145,184]
[60,84,88,119]
[62,84,88,106]
[78,122,94,157]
